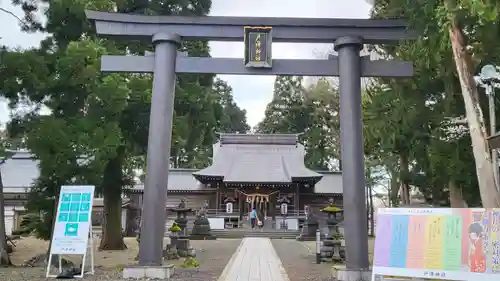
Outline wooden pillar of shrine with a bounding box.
[214,186,219,214]
[270,193,275,220]
[238,192,244,220]
[295,184,300,216]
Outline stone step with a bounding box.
[211,229,299,239]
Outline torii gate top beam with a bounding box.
[85,10,415,44]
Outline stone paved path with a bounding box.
[170,238,242,281]
[218,237,290,281]
[272,240,334,281]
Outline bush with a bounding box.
[320,206,342,213]
[332,232,344,240]
[180,257,199,268]
[169,223,181,232]
[12,213,43,236]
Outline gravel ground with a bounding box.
[272,239,334,281]
[0,238,241,281]
[170,239,241,281]
[0,267,121,281]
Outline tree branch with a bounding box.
[0,7,29,30]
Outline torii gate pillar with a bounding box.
[335,36,371,280]
[138,33,179,265]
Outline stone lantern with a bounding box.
[319,198,345,263]
[191,200,216,240]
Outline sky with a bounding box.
[0,0,372,128]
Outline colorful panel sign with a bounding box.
[372,208,500,281]
[50,185,95,255]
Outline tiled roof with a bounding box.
[130,169,206,191]
[314,171,342,194]
[194,137,322,184]
[129,170,342,194]
[219,133,299,145]
[0,151,39,189]
[0,151,203,192]
[1,133,342,195]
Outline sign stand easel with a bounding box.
[46,228,95,278]
[45,185,96,279]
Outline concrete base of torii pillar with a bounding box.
[332,266,372,281]
[122,264,175,280]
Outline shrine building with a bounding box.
[0,133,342,234]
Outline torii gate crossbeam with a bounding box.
[86,10,411,43]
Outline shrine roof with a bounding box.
[193,133,322,184]
[0,150,39,191]
[0,151,205,193]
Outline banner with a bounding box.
[372,208,500,281]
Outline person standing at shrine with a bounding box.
[250,208,257,229]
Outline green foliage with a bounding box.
[1,0,248,247]
[180,257,200,268]
[256,76,339,170]
[257,75,308,133]
[366,0,500,206]
[11,213,43,237]
[332,232,343,241]
[169,223,181,232]
[0,129,14,159]
[212,79,250,134]
[320,206,342,213]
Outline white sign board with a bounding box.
[208,218,225,230]
[226,202,233,213]
[372,208,500,281]
[51,185,95,254]
[281,203,288,215]
[286,218,298,230]
[46,185,95,278]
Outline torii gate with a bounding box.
[86,10,415,280]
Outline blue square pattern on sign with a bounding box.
[81,193,92,202]
[68,212,79,222]
[70,203,80,211]
[62,193,71,202]
[80,202,90,212]
[58,213,69,222]
[71,193,82,202]
[64,223,79,236]
[60,203,70,212]
[78,212,89,222]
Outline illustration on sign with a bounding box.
[50,185,95,255]
[372,208,500,281]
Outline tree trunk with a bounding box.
[446,5,500,208]
[366,185,370,233]
[399,154,411,205]
[368,182,375,236]
[99,146,127,250]
[365,167,375,236]
[0,168,12,266]
[448,179,468,208]
[389,167,399,207]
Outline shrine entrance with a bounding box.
[233,188,279,228]
[245,193,271,221]
[228,186,298,230]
